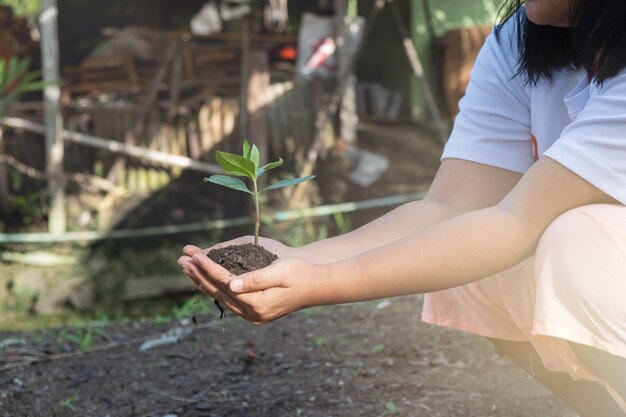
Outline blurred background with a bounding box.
[0,0,502,326]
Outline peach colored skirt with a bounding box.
[422,204,626,412]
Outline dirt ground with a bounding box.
[0,296,576,417]
[0,123,577,416]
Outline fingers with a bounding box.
[182,245,204,257]
[191,252,235,289]
[228,264,285,294]
[182,259,245,317]
[177,255,192,266]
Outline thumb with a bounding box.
[229,266,282,294]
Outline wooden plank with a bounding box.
[2,117,223,174]
[198,99,212,154]
[187,119,201,160]
[167,57,183,122]
[105,41,179,185]
[246,50,270,166]
[210,97,222,147]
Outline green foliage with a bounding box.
[0,56,47,119]
[171,295,212,321]
[313,336,326,348]
[371,343,385,353]
[282,213,351,247]
[0,0,40,16]
[58,389,80,412]
[11,190,44,225]
[385,400,399,415]
[56,324,110,350]
[205,140,315,245]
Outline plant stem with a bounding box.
[253,179,260,245]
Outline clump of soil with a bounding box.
[207,243,277,275]
[206,243,278,318]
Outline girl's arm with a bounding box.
[297,158,522,263]
[321,157,617,303]
[183,157,616,323]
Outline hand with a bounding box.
[177,236,296,289]
[180,251,327,324]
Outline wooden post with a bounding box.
[389,0,448,144]
[0,129,10,218]
[336,0,357,144]
[247,50,269,170]
[39,0,66,233]
[238,18,251,147]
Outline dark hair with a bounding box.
[495,0,626,85]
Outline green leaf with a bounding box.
[243,140,251,159]
[262,175,315,192]
[204,175,252,194]
[216,151,256,178]
[242,140,261,170]
[261,158,284,172]
[250,144,260,170]
[385,400,398,414]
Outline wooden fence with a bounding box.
[2,80,315,229]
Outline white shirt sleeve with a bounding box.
[544,70,626,204]
[442,19,533,174]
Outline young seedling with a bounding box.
[204,140,315,245]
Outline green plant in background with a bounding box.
[0,0,40,16]
[56,324,110,350]
[58,389,80,412]
[0,56,46,119]
[171,294,212,321]
[11,189,43,225]
[205,140,315,245]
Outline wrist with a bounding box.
[294,242,323,263]
[307,262,336,306]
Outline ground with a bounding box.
[0,296,576,417]
[0,123,578,416]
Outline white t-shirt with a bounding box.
[442,16,626,204]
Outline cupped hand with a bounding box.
[180,251,327,324]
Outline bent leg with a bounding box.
[489,339,626,417]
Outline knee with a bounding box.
[535,205,599,263]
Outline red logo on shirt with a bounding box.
[531,134,539,162]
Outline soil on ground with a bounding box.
[0,296,576,417]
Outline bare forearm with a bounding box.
[320,206,536,304]
[297,199,463,263]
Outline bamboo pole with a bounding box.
[0,191,426,243]
[2,117,222,174]
[0,129,11,217]
[238,18,250,147]
[389,0,449,144]
[39,0,66,233]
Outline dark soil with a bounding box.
[207,244,278,276]
[206,243,278,319]
[0,296,575,417]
